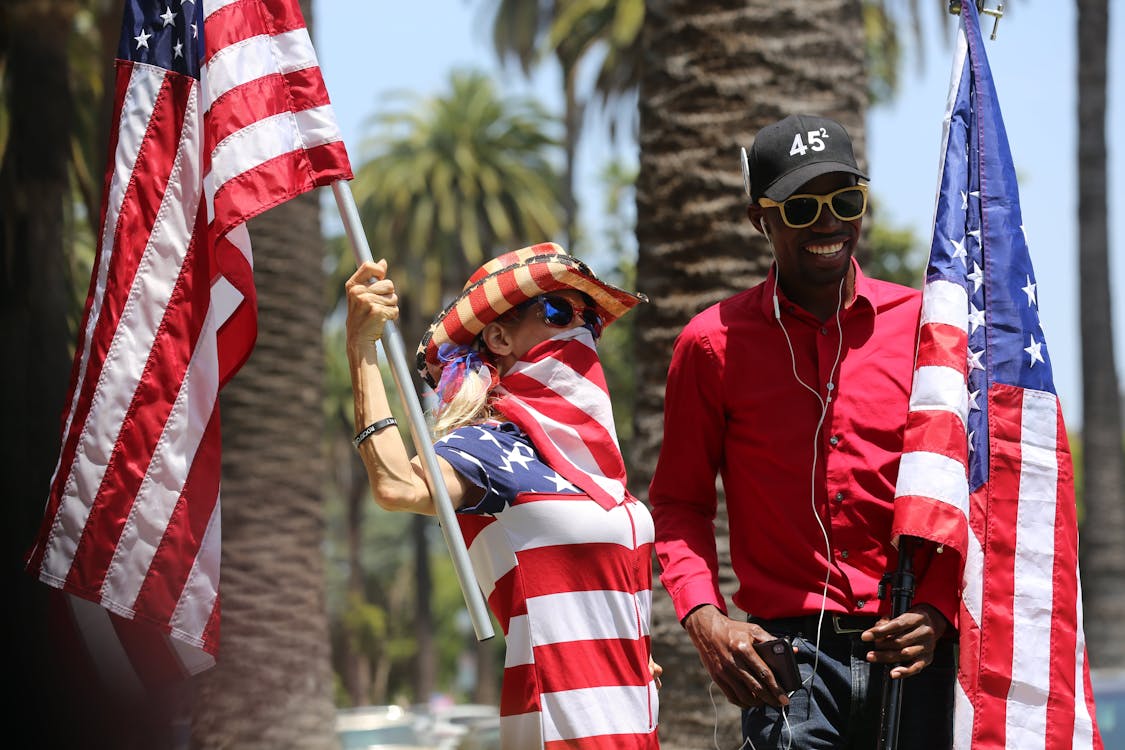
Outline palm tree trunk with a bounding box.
[1076,0,1125,670]
[372,650,393,704]
[1,0,78,580]
[473,637,500,705]
[188,6,336,745]
[1,2,126,748]
[344,448,373,704]
[413,514,436,701]
[633,1,866,746]
[561,64,583,250]
[190,186,338,749]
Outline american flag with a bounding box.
[495,328,630,511]
[891,4,1102,748]
[25,0,351,685]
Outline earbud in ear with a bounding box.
[740,147,751,198]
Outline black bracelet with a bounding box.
[353,417,398,448]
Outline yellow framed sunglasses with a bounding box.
[758,184,868,229]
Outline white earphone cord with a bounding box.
[737,271,845,750]
[710,680,792,750]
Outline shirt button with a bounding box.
[834,491,845,502]
[820,327,829,335]
[840,550,849,559]
[829,435,840,446]
[856,600,867,609]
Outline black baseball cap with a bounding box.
[745,114,867,202]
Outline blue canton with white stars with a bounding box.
[120,1,204,78]
[928,37,1056,492]
[434,422,581,514]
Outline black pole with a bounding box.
[877,535,918,750]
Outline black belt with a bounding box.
[748,613,879,636]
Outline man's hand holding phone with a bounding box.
[683,605,798,709]
[753,637,802,693]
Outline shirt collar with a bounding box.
[759,258,877,321]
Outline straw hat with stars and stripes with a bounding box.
[415,242,647,388]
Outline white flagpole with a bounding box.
[331,180,495,641]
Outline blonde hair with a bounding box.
[432,359,499,436]
[431,305,528,436]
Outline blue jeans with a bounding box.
[742,617,956,750]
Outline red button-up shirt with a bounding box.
[650,262,959,626]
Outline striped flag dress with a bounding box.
[435,330,658,749]
[24,0,351,686]
[891,4,1101,748]
[437,424,658,750]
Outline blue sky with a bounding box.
[313,1,1123,429]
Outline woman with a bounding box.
[344,243,660,749]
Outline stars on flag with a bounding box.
[950,184,1048,375]
[968,348,985,372]
[1021,275,1037,306]
[968,302,985,334]
[950,237,968,266]
[498,442,536,473]
[951,217,1056,389]
[1025,335,1045,367]
[435,423,584,501]
[127,0,199,76]
[543,471,578,492]
[967,261,984,293]
[477,428,503,450]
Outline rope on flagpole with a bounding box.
[331,180,495,642]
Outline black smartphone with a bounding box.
[753,637,802,693]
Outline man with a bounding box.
[649,114,958,749]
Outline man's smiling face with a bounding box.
[748,171,863,300]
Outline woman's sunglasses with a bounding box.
[757,184,868,229]
[521,294,604,339]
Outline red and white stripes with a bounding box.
[27,0,351,678]
[894,278,972,550]
[458,494,657,749]
[496,329,628,511]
